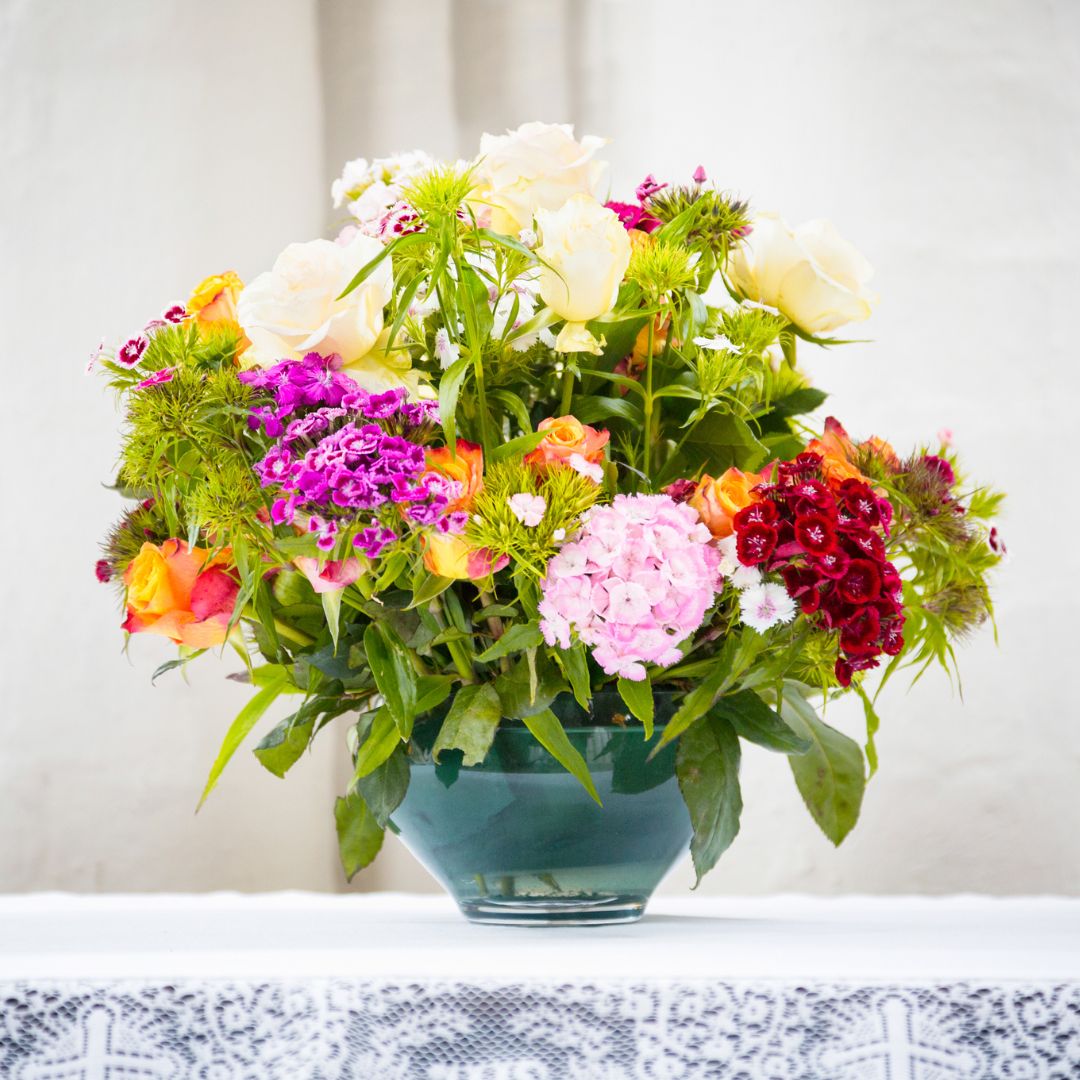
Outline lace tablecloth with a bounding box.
[1,892,1077,1078]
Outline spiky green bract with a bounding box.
[648,186,752,258]
[404,163,478,221]
[103,499,172,578]
[119,365,266,549]
[626,238,696,301]
[717,306,787,359]
[466,461,600,578]
[877,455,1005,685]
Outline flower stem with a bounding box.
[559,355,574,415]
[642,317,656,485]
[243,606,314,648]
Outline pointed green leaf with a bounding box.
[354,708,402,779]
[556,644,591,710]
[617,675,655,739]
[198,667,289,808]
[714,689,811,755]
[477,621,543,663]
[676,712,742,885]
[253,710,314,778]
[438,355,472,454]
[334,793,384,880]
[321,588,343,650]
[432,683,503,766]
[355,745,410,828]
[522,708,601,805]
[782,687,865,845]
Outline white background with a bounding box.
[1,0,1077,896]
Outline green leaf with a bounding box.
[321,588,343,651]
[853,682,881,776]
[363,623,417,736]
[198,667,290,808]
[768,387,828,419]
[556,644,591,709]
[355,745,410,828]
[572,395,644,425]
[437,354,472,454]
[414,674,454,715]
[685,411,768,471]
[253,709,314,778]
[354,707,402,779]
[781,687,865,845]
[490,430,546,463]
[676,712,742,885]
[151,649,207,684]
[477,621,543,663]
[617,675,655,739]
[714,689,811,755]
[494,654,568,718]
[522,708,601,804]
[408,574,453,609]
[432,683,502,766]
[334,793,384,881]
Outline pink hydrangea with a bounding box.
[538,494,723,681]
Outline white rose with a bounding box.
[237,233,398,386]
[727,213,878,336]
[536,194,632,354]
[475,122,609,234]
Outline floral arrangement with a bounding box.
[92,122,1004,884]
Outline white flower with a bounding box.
[553,528,566,542]
[474,122,609,234]
[536,195,632,354]
[716,534,740,577]
[731,564,762,589]
[739,582,797,633]
[507,492,547,527]
[434,327,460,369]
[518,228,537,248]
[568,453,604,483]
[693,333,740,353]
[727,213,877,336]
[331,150,434,234]
[238,233,406,390]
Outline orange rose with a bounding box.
[122,540,238,649]
[631,314,670,366]
[422,533,508,581]
[689,467,763,538]
[424,440,484,514]
[806,416,899,486]
[187,271,250,353]
[524,415,609,471]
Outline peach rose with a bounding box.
[689,467,763,538]
[422,533,508,581]
[187,271,249,352]
[524,416,609,471]
[424,440,484,514]
[806,416,894,487]
[122,540,238,649]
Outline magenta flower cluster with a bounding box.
[538,494,722,681]
[242,353,451,556]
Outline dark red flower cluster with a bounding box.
[732,452,905,687]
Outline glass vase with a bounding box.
[391,691,691,926]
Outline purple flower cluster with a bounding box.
[243,353,448,556]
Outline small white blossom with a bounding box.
[507,492,547,527]
[518,228,537,248]
[739,582,796,633]
[693,333,740,353]
[716,534,740,577]
[552,528,566,542]
[434,327,460,370]
[568,453,604,484]
[731,564,762,589]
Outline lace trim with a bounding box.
[2,979,1078,1078]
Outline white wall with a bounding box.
[2,0,1076,896]
[0,0,344,891]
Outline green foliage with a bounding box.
[432,683,502,766]
[335,793,384,880]
[676,711,742,885]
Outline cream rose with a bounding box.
[238,233,404,389]
[475,122,609,234]
[726,213,878,336]
[536,194,632,354]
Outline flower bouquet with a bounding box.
[94,122,1003,925]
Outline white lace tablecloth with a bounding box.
[1,892,1077,1079]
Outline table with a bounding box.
[1,893,1077,1078]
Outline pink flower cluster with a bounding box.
[538,494,722,681]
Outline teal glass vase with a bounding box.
[391,690,691,926]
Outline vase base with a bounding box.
[457,893,648,926]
